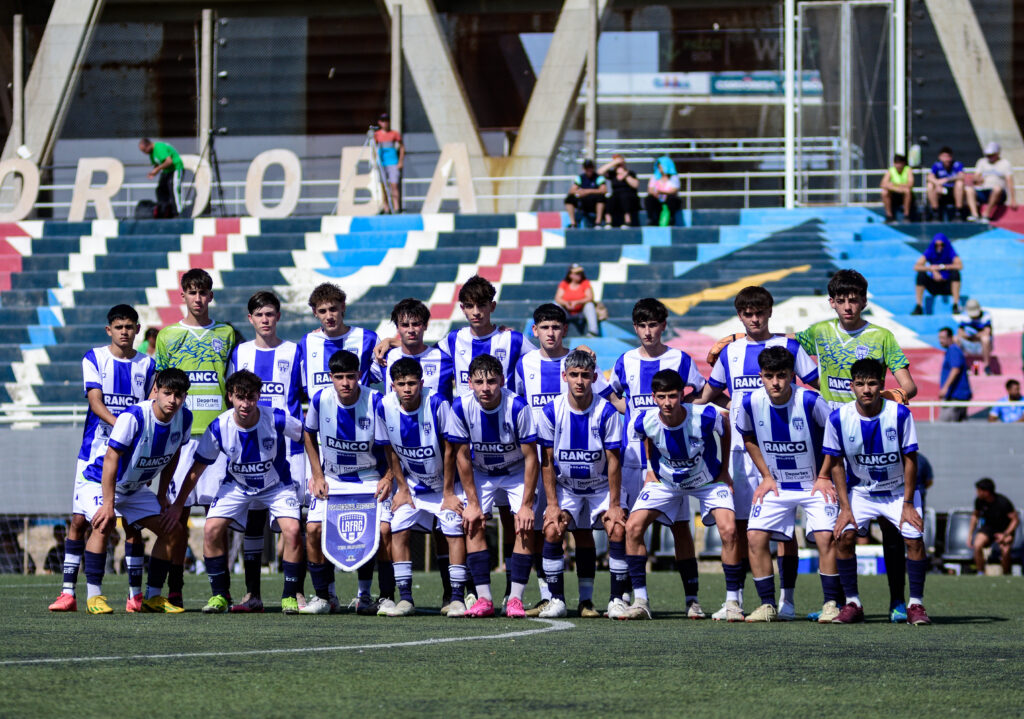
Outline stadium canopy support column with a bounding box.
[839,3,851,206]
[11,15,23,149]
[891,0,905,155]
[583,0,597,163]
[783,0,795,210]
[390,4,402,133]
[199,9,213,152]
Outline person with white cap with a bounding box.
[966,142,1016,223]
[956,298,994,374]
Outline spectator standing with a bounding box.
[644,155,682,226]
[956,298,994,373]
[598,154,640,227]
[880,153,914,222]
[138,138,183,218]
[968,478,1020,575]
[989,379,1024,422]
[966,142,1017,223]
[554,263,600,337]
[564,160,607,228]
[937,327,971,421]
[925,146,965,221]
[374,112,405,214]
[911,233,962,315]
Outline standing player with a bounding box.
[301,350,392,615]
[156,268,238,606]
[536,350,623,619]
[695,286,819,620]
[85,368,194,613]
[165,371,305,614]
[445,355,539,617]
[821,358,931,625]
[734,346,841,623]
[796,269,918,622]
[49,305,156,612]
[611,298,706,617]
[376,358,468,617]
[371,298,454,400]
[619,370,737,621]
[227,291,305,612]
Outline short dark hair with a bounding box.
[650,369,683,394]
[850,358,885,383]
[180,268,213,293]
[226,369,262,398]
[975,477,996,492]
[308,283,346,310]
[248,290,281,315]
[582,159,595,169]
[458,275,496,305]
[827,269,868,300]
[734,286,773,314]
[107,304,139,325]
[533,303,567,325]
[893,153,907,164]
[468,354,503,381]
[758,345,795,373]
[938,146,953,156]
[154,367,190,394]
[939,326,954,338]
[391,298,430,326]
[144,327,159,341]
[1006,379,1020,390]
[632,298,668,325]
[389,357,423,382]
[328,349,360,375]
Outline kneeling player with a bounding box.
[822,358,931,625]
[621,370,738,621]
[166,370,305,614]
[736,346,841,623]
[84,368,193,613]
[377,358,468,617]
[536,350,623,618]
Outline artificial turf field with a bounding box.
[2,572,1022,718]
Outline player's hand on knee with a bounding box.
[604,505,626,531]
[900,503,923,532]
[543,505,563,533]
[391,486,414,512]
[834,509,855,540]
[160,504,182,535]
[752,476,777,504]
[375,476,393,502]
[461,503,484,534]
[515,505,535,534]
[92,504,115,534]
[811,477,837,504]
[441,493,464,516]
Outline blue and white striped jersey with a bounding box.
[634,404,724,490]
[196,407,303,494]
[445,387,536,476]
[229,340,304,455]
[83,400,192,493]
[440,327,535,395]
[735,386,830,488]
[79,347,156,464]
[370,345,455,402]
[375,390,451,493]
[514,349,613,422]
[823,400,918,494]
[536,394,620,493]
[298,326,380,397]
[305,385,387,480]
[611,347,706,468]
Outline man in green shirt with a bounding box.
[880,153,914,223]
[139,138,184,218]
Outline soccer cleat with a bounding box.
[299,596,332,614]
[906,603,932,625]
[464,591,477,609]
[376,598,397,616]
[125,593,144,613]
[329,596,344,614]
[686,600,706,620]
[281,597,300,614]
[167,592,184,609]
[538,598,567,618]
[440,602,451,616]
[577,600,601,618]
[141,595,185,614]
[500,595,510,616]
[295,592,307,610]
[230,595,265,613]
[49,593,77,612]
[605,597,630,619]
[620,597,652,620]
[889,602,908,623]
[465,597,495,618]
[386,599,416,617]
[505,596,526,618]
[817,600,841,624]
[832,602,865,624]
[712,600,745,622]
[778,602,796,621]
[201,595,229,614]
[355,595,378,616]
[446,600,467,618]
[524,599,549,618]
[745,603,779,623]
[87,595,114,615]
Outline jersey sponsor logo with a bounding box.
[188,395,223,411]
[764,441,808,454]
[262,382,285,395]
[855,452,901,466]
[827,376,851,392]
[632,394,656,409]
[733,375,762,390]
[187,370,220,384]
[231,460,274,474]
[397,445,437,460]
[530,393,559,408]
[103,393,138,409]
[557,448,603,463]
[313,372,332,386]
[472,441,519,453]
[137,454,173,469]
[667,456,700,470]
[458,370,470,384]
[325,437,371,453]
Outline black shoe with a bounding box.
[910,305,923,315]
[952,303,961,314]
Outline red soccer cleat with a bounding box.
[906,603,932,625]
[49,593,77,612]
[831,602,865,624]
[125,593,144,613]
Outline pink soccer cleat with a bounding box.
[504,596,526,618]
[464,597,495,618]
[49,593,77,612]
[125,593,144,613]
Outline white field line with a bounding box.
[0,618,574,666]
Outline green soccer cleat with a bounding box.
[201,594,229,614]
[281,597,300,614]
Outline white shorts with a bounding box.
[390,485,466,536]
[167,437,228,507]
[625,466,690,525]
[308,472,386,525]
[206,481,302,533]
[474,469,525,517]
[844,491,923,539]
[747,487,838,541]
[730,448,759,521]
[555,484,622,530]
[73,480,162,527]
[631,481,734,526]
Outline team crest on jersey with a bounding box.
[423,422,432,433]
[359,417,370,430]
[263,437,275,450]
[133,373,145,387]
[793,418,805,431]
[689,436,701,447]
[278,359,290,374]
[886,428,897,441]
[424,362,437,376]
[312,351,318,358]
[855,345,869,359]
[170,431,181,444]
[242,362,249,370]
[592,425,600,438]
[212,338,224,353]
[503,422,512,435]
[495,349,506,362]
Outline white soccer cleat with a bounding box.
[446,600,467,618]
[376,598,397,616]
[464,592,477,609]
[386,599,415,617]
[712,600,745,622]
[745,603,779,623]
[620,597,652,620]
[299,596,331,615]
[605,597,630,619]
[778,602,796,621]
[686,600,706,620]
[817,600,841,624]
[538,598,567,618]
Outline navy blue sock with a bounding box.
[626,554,647,593]
[281,560,302,599]
[502,542,514,597]
[62,538,85,588]
[448,563,466,603]
[509,552,532,585]
[754,576,776,606]
[907,558,928,602]
[723,562,744,593]
[541,541,565,600]
[778,554,799,591]
[84,550,105,592]
[376,559,395,601]
[533,551,546,582]
[467,550,491,593]
[393,561,413,602]
[204,554,230,598]
[837,557,860,601]
[675,557,699,598]
[308,561,333,600]
[820,573,842,604]
[741,557,751,588]
[168,564,184,595]
[609,540,629,600]
[147,557,171,596]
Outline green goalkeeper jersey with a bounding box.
[796,318,909,405]
[155,321,237,436]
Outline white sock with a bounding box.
[510,581,526,601]
[634,586,648,601]
[475,583,492,601]
[909,596,922,606]
[726,590,740,602]
[538,577,552,601]
[87,582,103,599]
[848,595,862,607]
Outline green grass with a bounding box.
[2,572,1023,718]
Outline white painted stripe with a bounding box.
[0,618,573,666]
[4,235,32,256]
[515,212,538,230]
[422,213,454,232]
[239,217,260,235]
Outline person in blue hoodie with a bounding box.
[644,156,682,226]
[912,233,963,315]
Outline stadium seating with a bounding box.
[941,508,976,570]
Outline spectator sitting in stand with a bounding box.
[598,154,640,227]
[880,153,914,223]
[968,478,1019,575]
[956,298,994,374]
[966,142,1017,223]
[555,263,600,337]
[989,379,1024,423]
[937,327,971,421]
[644,155,682,226]
[911,233,962,315]
[925,146,965,221]
[0,521,35,574]
[564,159,607,228]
